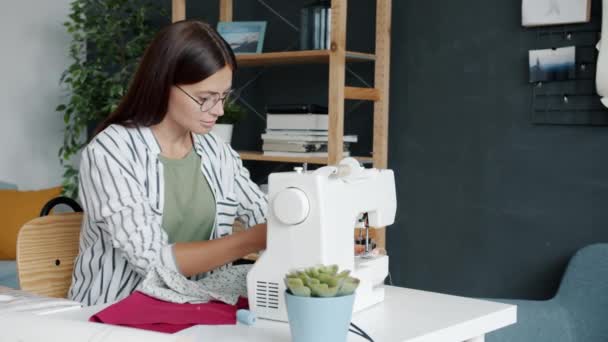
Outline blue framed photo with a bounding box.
[217,21,267,54]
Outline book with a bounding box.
[313,5,321,49]
[262,133,358,143]
[0,286,82,315]
[300,7,310,50]
[263,143,324,153]
[266,114,328,130]
[263,151,351,158]
[319,6,325,49]
[262,142,350,153]
[266,104,327,114]
[265,129,329,135]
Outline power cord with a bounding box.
[349,322,374,341]
[386,271,394,286]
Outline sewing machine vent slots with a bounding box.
[255,281,280,309]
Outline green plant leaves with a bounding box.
[218,100,247,124]
[57,0,166,198]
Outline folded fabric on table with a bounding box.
[90,291,248,334]
[139,264,251,304]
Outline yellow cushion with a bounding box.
[0,187,62,260]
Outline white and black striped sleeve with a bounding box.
[228,146,268,228]
[82,140,178,276]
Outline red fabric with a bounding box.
[89,291,248,334]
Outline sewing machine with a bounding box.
[247,158,397,322]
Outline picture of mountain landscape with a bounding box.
[217,21,266,54]
[529,46,576,83]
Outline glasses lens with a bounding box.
[200,92,233,112]
[200,95,219,112]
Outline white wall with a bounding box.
[0,1,72,190]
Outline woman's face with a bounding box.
[166,66,233,135]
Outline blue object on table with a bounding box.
[236,309,256,325]
[285,292,355,342]
[486,243,608,342]
[0,261,19,289]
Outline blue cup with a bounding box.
[285,291,355,342]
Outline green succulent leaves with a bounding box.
[284,265,360,298]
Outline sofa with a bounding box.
[0,181,18,288]
[0,182,62,289]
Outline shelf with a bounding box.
[235,50,376,67]
[344,86,380,101]
[238,151,373,164]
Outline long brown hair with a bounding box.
[94,20,237,135]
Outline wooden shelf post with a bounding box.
[172,0,186,22]
[372,0,392,250]
[328,0,348,166]
[219,0,233,22]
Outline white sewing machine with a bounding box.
[247,158,397,322]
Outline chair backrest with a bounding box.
[16,212,83,298]
[555,243,608,342]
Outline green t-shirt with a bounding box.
[159,149,216,243]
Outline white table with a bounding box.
[51,286,516,342]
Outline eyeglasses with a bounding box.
[175,85,233,113]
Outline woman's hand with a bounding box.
[173,222,267,277]
[246,223,267,251]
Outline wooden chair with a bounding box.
[16,197,83,298]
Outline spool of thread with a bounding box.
[236,309,256,325]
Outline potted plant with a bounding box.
[56,0,163,199]
[212,99,246,144]
[284,265,361,342]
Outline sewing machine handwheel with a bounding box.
[272,187,310,225]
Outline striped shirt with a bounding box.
[68,124,268,305]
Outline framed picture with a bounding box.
[217,21,267,54]
[529,46,576,83]
[522,0,591,27]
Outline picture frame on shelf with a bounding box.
[217,21,267,54]
[522,0,591,27]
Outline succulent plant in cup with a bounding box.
[284,265,360,342]
[284,264,360,298]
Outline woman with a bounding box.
[68,20,268,306]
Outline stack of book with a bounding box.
[262,104,356,158]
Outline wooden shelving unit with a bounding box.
[172,0,392,249]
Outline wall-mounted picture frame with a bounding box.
[522,0,591,27]
[217,21,267,54]
[529,46,576,83]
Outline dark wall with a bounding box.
[388,0,608,299]
[168,1,608,299]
